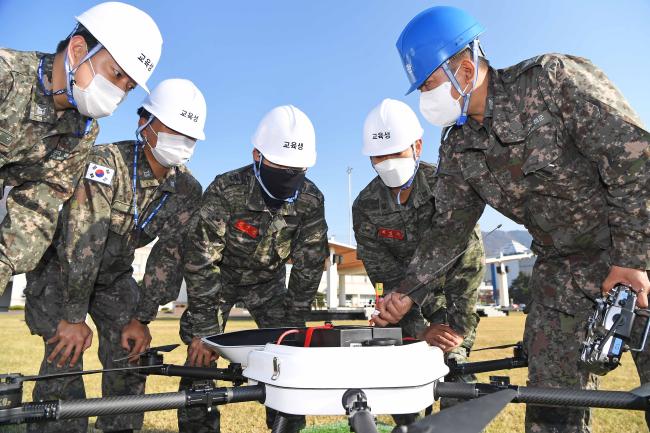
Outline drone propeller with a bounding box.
[18,365,161,383]
[631,383,650,398]
[113,343,180,362]
[15,344,181,382]
[472,342,520,352]
[394,389,516,433]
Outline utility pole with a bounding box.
[347,166,353,245]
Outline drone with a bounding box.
[1,311,649,433]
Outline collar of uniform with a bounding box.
[29,54,58,125]
[489,67,528,144]
[245,165,297,216]
[159,166,178,193]
[465,62,495,134]
[126,141,161,189]
[409,165,434,208]
[31,53,93,136]
[454,66,527,152]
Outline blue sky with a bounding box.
[2,1,649,243]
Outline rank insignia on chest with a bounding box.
[234,219,259,239]
[85,163,114,185]
[378,228,404,240]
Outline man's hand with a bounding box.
[370,292,414,326]
[418,323,464,353]
[120,318,152,363]
[187,336,217,367]
[602,265,649,308]
[47,320,93,368]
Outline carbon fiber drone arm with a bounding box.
[0,384,265,425]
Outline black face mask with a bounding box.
[258,162,306,208]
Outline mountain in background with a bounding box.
[481,230,533,257]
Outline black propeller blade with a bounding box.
[472,342,520,352]
[394,389,517,433]
[18,344,181,381]
[113,343,180,362]
[20,365,160,382]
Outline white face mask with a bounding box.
[373,156,417,188]
[147,127,197,168]
[419,81,462,127]
[72,58,126,119]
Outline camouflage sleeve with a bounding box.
[352,203,404,292]
[286,201,328,316]
[438,225,485,335]
[396,145,485,336]
[542,55,650,269]
[135,177,203,322]
[0,123,98,291]
[0,54,13,103]
[183,182,229,337]
[58,152,115,323]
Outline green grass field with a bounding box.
[0,312,647,432]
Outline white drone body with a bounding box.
[203,336,448,415]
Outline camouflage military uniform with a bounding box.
[0,49,99,291]
[353,161,485,423]
[179,164,328,433]
[24,140,201,433]
[396,55,650,433]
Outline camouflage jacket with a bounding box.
[353,162,485,334]
[0,49,98,282]
[398,54,650,317]
[29,141,201,323]
[184,164,329,337]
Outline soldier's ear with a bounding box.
[252,148,261,162]
[458,57,476,89]
[414,139,423,158]
[67,35,89,69]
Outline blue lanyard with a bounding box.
[37,56,92,138]
[132,142,169,230]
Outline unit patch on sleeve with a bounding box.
[85,162,115,185]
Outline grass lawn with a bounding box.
[0,312,647,432]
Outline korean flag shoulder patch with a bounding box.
[85,162,115,185]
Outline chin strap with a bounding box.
[396,144,420,205]
[441,39,481,126]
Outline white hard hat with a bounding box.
[252,105,316,168]
[141,78,207,140]
[76,2,163,92]
[362,98,423,156]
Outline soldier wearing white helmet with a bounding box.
[178,105,328,433]
[353,99,486,422]
[0,2,163,296]
[23,79,204,433]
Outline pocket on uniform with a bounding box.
[521,127,562,176]
[458,151,490,181]
[109,200,134,235]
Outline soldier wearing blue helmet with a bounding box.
[374,6,650,433]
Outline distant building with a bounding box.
[6,234,537,312]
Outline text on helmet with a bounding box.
[137,52,155,72]
[371,131,392,140]
[283,141,304,150]
[180,110,200,123]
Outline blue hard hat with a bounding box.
[396,6,485,95]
